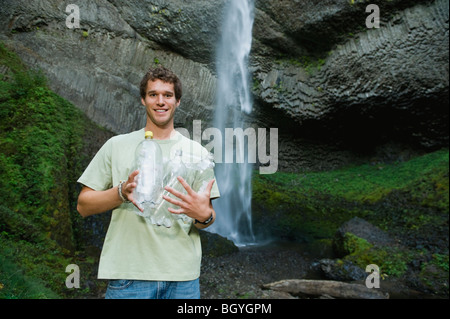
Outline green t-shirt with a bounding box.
[77,128,220,281]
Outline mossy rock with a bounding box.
[200,230,239,258]
[344,245,411,278]
[332,217,394,257]
[332,217,413,278]
[334,232,373,257]
[417,254,449,296]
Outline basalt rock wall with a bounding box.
[0,0,448,171]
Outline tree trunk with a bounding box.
[263,279,389,299]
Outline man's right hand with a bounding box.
[122,170,143,212]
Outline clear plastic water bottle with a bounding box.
[193,152,215,193]
[153,149,187,227]
[185,152,215,193]
[176,151,215,224]
[132,131,164,217]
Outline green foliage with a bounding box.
[0,42,102,298]
[0,235,67,299]
[253,148,448,286]
[0,205,43,243]
[340,232,373,255]
[0,69,80,245]
[430,254,449,273]
[254,149,449,207]
[418,253,449,295]
[0,249,60,299]
[345,245,411,278]
[275,55,326,75]
[252,148,449,246]
[333,232,411,277]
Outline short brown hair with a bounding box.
[140,65,182,101]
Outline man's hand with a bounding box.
[121,170,142,212]
[163,177,215,224]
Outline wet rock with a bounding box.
[318,258,367,282]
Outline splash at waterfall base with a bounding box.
[176,120,278,175]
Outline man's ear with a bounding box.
[175,99,181,108]
[141,97,145,106]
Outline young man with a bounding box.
[77,66,220,299]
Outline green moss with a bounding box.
[253,149,448,228]
[257,149,448,206]
[275,55,326,75]
[200,231,239,258]
[0,250,60,299]
[418,253,449,295]
[341,232,373,255]
[345,245,411,278]
[330,231,411,278]
[0,41,107,298]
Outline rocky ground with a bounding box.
[199,240,445,299]
[82,238,445,299]
[200,241,330,299]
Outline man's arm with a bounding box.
[77,170,140,218]
[77,186,123,218]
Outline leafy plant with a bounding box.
[0,41,107,298]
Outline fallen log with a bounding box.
[263,279,389,299]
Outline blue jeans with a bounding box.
[105,278,200,299]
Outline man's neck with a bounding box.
[145,123,176,140]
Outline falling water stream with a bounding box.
[208,0,256,246]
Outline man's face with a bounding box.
[141,79,180,128]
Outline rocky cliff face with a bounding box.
[0,0,448,171]
[253,0,449,151]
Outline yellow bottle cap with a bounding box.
[145,131,153,139]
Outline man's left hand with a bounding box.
[163,177,215,223]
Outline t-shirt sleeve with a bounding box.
[77,138,113,191]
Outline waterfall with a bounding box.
[208,0,256,246]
